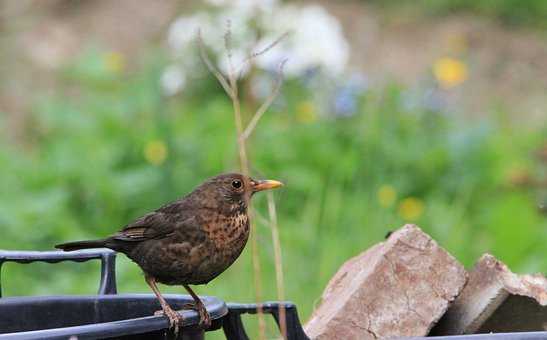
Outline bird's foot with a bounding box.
[179,302,210,329]
[154,308,183,335]
[197,304,211,329]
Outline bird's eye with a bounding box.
[231,180,242,189]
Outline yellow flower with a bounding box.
[296,101,317,123]
[433,57,468,89]
[398,197,425,221]
[377,185,397,208]
[104,52,125,74]
[144,140,168,166]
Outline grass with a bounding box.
[0,48,546,338]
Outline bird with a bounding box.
[55,173,283,333]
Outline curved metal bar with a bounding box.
[0,249,117,297]
[223,302,309,340]
[0,294,228,339]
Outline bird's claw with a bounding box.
[155,309,183,335]
[197,307,211,329]
[180,302,210,329]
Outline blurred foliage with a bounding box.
[374,0,547,30]
[0,47,546,338]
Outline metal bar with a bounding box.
[98,251,117,295]
[0,262,4,299]
[0,249,117,297]
[224,302,309,340]
[222,312,250,340]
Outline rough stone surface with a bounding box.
[431,254,547,335]
[305,224,467,340]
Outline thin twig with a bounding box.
[230,79,248,173]
[237,32,289,74]
[242,59,287,140]
[249,211,267,339]
[198,29,267,338]
[198,28,288,340]
[224,20,233,60]
[228,52,268,340]
[197,29,233,98]
[252,32,290,59]
[224,20,236,85]
[267,191,287,339]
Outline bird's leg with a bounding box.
[145,275,183,335]
[183,284,211,329]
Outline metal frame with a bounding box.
[223,302,309,340]
[0,249,117,297]
[0,249,309,339]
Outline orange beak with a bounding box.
[252,179,284,192]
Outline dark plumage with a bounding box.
[56,173,283,332]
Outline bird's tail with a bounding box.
[55,238,110,252]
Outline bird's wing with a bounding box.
[113,212,180,242]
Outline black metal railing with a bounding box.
[223,302,309,340]
[0,248,309,340]
[0,248,117,297]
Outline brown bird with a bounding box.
[55,173,283,331]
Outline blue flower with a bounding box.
[332,74,368,117]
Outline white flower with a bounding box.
[160,65,186,96]
[257,5,350,76]
[167,13,213,54]
[165,3,350,79]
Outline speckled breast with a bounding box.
[197,212,250,282]
[129,211,251,285]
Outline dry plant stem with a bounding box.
[250,32,290,60]
[197,28,266,339]
[233,45,288,340]
[198,29,288,340]
[237,32,290,78]
[197,30,232,98]
[267,191,287,339]
[242,59,287,140]
[227,72,249,174]
[229,73,268,340]
[247,213,267,339]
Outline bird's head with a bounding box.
[196,173,283,213]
